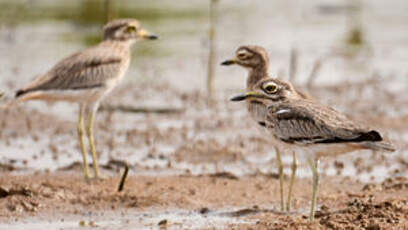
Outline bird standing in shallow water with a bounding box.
[221,45,311,212]
[6,19,158,180]
[230,78,395,222]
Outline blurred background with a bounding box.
[2,0,407,92]
[0,0,407,182]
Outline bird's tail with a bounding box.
[363,141,396,152]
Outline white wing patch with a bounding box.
[275,109,291,115]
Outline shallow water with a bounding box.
[2,207,258,230]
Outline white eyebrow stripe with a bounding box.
[275,109,291,115]
[237,50,248,55]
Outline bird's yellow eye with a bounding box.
[262,82,278,94]
[237,51,250,60]
[126,26,136,33]
[237,53,246,59]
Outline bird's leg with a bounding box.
[78,105,92,180]
[86,105,104,179]
[286,151,297,212]
[275,146,286,212]
[308,158,320,222]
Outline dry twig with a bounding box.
[118,164,129,192]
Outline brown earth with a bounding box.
[0,172,407,229]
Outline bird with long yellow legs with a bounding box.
[230,78,395,222]
[222,45,310,212]
[3,19,158,180]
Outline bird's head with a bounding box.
[103,18,158,42]
[221,45,269,70]
[230,78,299,105]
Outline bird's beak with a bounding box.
[221,58,238,66]
[139,29,159,40]
[230,91,262,101]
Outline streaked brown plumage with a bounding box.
[7,18,158,180]
[222,46,310,134]
[222,45,308,212]
[15,19,157,102]
[16,42,126,98]
[230,77,395,222]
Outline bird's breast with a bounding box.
[247,100,267,123]
[106,58,130,89]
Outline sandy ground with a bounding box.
[0,172,407,229]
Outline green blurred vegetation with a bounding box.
[0,0,208,51]
[0,0,207,25]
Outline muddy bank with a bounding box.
[0,77,407,229]
[0,172,407,229]
[0,81,407,229]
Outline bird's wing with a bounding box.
[17,45,123,97]
[265,100,382,145]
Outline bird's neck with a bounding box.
[247,64,269,90]
[102,39,133,49]
[101,40,133,56]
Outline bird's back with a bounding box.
[265,99,395,152]
[16,41,129,98]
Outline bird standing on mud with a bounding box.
[221,45,311,212]
[230,78,395,222]
[5,19,158,180]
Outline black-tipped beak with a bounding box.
[230,94,248,102]
[148,34,159,40]
[221,59,236,66]
[230,92,263,102]
[139,28,159,40]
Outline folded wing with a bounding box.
[265,100,383,145]
[16,46,123,97]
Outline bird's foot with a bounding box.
[84,173,107,182]
[94,172,108,180]
[84,173,95,181]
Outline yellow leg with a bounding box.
[308,158,320,222]
[286,151,297,211]
[78,106,92,179]
[86,110,103,179]
[275,147,286,212]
